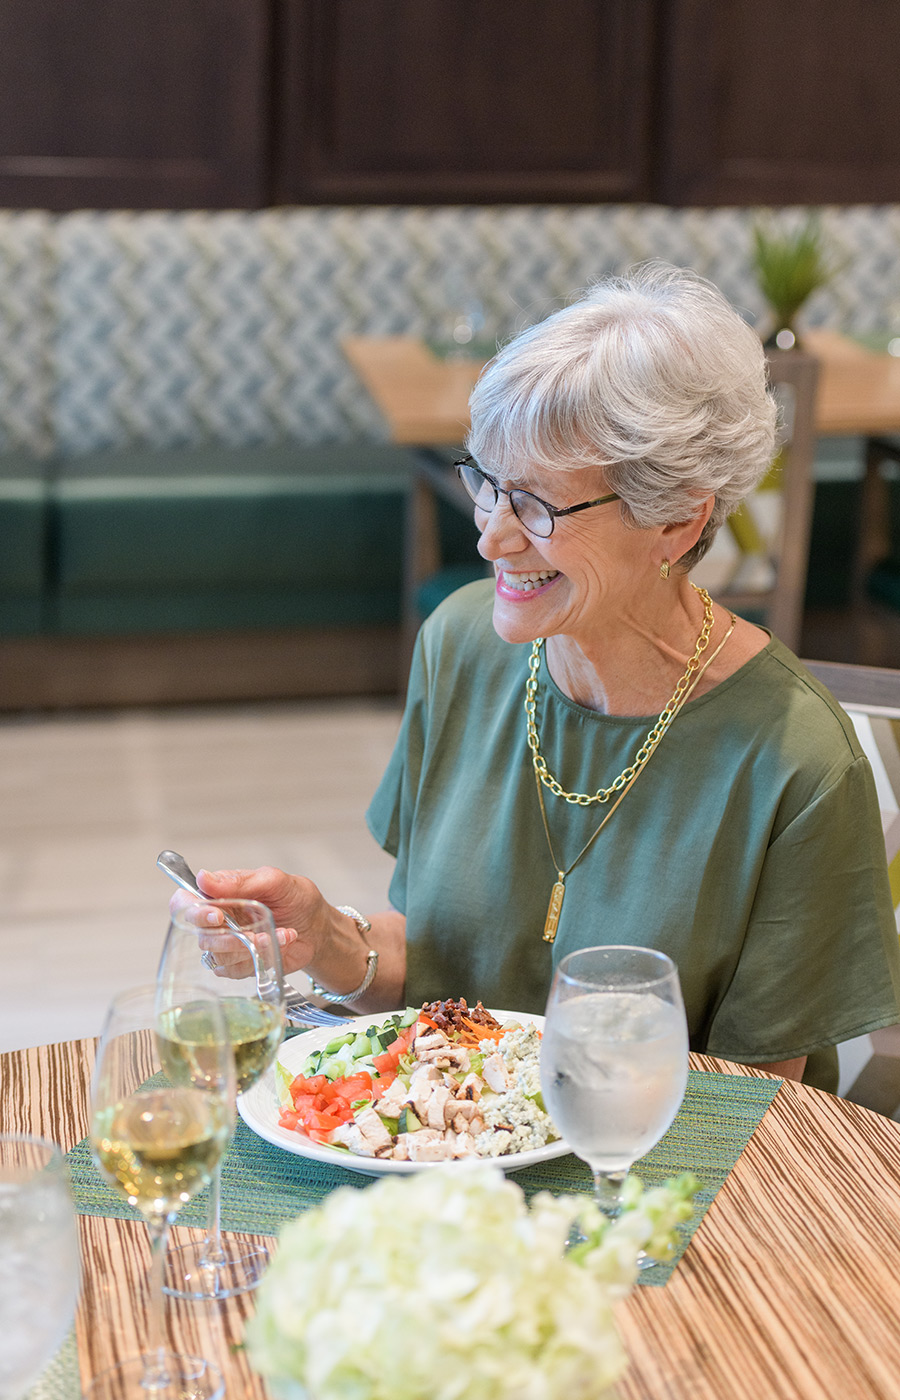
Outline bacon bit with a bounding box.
[420,999,506,1048]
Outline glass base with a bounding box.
[163,1238,270,1300]
[84,1351,223,1400]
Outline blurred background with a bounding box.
[5,0,900,1052]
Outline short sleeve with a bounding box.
[707,754,900,1064]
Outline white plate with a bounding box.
[237,1008,569,1176]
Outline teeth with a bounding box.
[502,570,559,592]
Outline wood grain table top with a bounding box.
[343,330,900,444]
[6,1035,900,1399]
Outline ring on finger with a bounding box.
[201,950,219,972]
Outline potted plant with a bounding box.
[752,215,839,349]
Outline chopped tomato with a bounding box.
[308,1108,346,1132]
[340,1069,374,1092]
[305,1127,334,1144]
[372,1069,397,1098]
[282,1021,420,1145]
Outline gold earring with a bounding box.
[659,559,671,579]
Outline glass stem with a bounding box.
[200,1160,227,1268]
[592,1169,627,1218]
[142,1215,172,1387]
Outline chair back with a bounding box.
[693,348,820,652]
[805,659,900,927]
[805,658,900,1106]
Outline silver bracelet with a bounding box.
[308,906,378,1004]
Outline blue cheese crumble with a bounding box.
[474,1024,559,1158]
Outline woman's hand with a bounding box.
[169,865,327,979]
[169,864,408,1008]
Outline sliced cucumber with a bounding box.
[323,1032,356,1055]
[398,1106,423,1134]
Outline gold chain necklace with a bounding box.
[526,585,736,942]
[525,583,715,806]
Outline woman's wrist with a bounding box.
[297,904,376,999]
[308,908,378,1003]
[282,905,406,1011]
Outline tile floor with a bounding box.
[0,699,402,1052]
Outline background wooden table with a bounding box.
[344,331,900,445]
[7,1035,900,1399]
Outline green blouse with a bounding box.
[366,581,900,1091]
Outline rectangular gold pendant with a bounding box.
[543,880,565,943]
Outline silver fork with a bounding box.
[283,986,355,1030]
[156,850,355,1030]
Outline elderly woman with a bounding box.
[193,263,900,1093]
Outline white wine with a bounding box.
[93,1088,230,1220]
[160,997,283,1094]
[223,997,283,1092]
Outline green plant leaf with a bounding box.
[752,216,840,327]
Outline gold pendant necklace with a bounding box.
[527,588,736,942]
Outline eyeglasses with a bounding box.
[454,456,620,539]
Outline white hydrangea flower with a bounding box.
[246,1164,697,1400]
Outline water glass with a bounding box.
[0,1134,79,1400]
[541,945,689,1227]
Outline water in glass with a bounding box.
[0,1135,79,1400]
[540,945,689,1234]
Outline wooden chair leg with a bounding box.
[400,475,442,692]
[853,437,894,604]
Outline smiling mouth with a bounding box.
[500,569,560,593]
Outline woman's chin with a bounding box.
[491,594,553,644]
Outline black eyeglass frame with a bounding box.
[454,455,621,538]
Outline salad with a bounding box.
[274,998,560,1163]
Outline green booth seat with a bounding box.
[48,443,418,636]
[0,453,50,634]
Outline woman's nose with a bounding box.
[475,497,528,560]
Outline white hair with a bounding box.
[467,261,778,569]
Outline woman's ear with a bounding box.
[659,494,716,568]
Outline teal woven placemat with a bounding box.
[67,1069,780,1287]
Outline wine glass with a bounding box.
[157,898,285,1300]
[86,982,234,1400]
[540,945,689,1244]
[0,1135,79,1400]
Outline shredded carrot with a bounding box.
[458,1015,507,1047]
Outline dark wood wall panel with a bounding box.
[2,0,900,210]
[274,0,654,203]
[0,0,271,209]
[659,0,900,205]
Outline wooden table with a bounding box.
[343,329,900,444]
[8,1036,900,1400]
